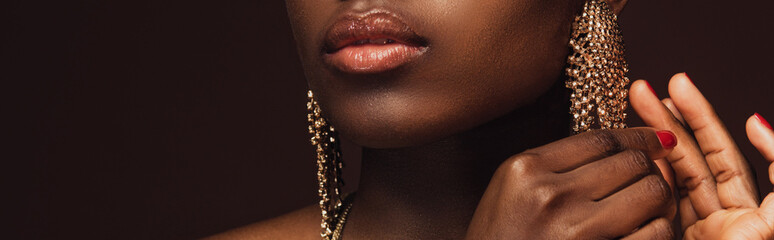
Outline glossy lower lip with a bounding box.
[322,10,427,74]
[324,43,426,73]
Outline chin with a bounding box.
[323,94,503,149]
[328,111,446,149]
[322,100,455,149]
[339,123,441,149]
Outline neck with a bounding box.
[345,81,571,239]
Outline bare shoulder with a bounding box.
[204,205,320,240]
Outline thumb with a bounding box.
[756,193,774,236]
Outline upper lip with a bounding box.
[323,10,427,54]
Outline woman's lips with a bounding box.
[322,11,427,74]
[326,42,426,73]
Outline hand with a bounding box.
[630,73,774,239]
[466,128,677,239]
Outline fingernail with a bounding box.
[645,80,658,97]
[755,113,773,130]
[657,130,677,149]
[684,72,694,86]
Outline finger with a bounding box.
[678,197,698,231]
[656,98,681,191]
[632,78,727,230]
[668,73,759,207]
[653,159,676,193]
[569,149,655,200]
[652,95,679,192]
[746,113,774,186]
[592,174,675,237]
[621,218,675,240]
[758,193,774,232]
[630,79,722,219]
[747,113,774,162]
[661,98,686,126]
[528,128,675,172]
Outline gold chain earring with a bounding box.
[307,90,351,240]
[566,0,630,134]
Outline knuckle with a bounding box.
[649,218,675,240]
[587,130,624,155]
[569,222,606,240]
[501,153,540,177]
[683,173,715,191]
[703,146,726,160]
[630,128,652,149]
[621,149,652,176]
[714,168,743,184]
[563,223,585,239]
[532,181,565,211]
[642,175,672,205]
[514,152,541,163]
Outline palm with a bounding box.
[684,203,773,240]
[629,74,774,240]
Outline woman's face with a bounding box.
[286,0,586,148]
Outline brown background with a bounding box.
[6,0,773,239]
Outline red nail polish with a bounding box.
[684,73,694,85]
[755,113,773,130]
[645,81,658,97]
[657,130,677,149]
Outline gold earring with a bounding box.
[307,90,351,240]
[566,0,630,134]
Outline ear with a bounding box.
[605,0,629,16]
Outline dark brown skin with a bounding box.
[466,128,676,239]
[207,0,684,239]
[288,0,590,148]
[205,0,774,237]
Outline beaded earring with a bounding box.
[566,0,630,134]
[306,90,351,240]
